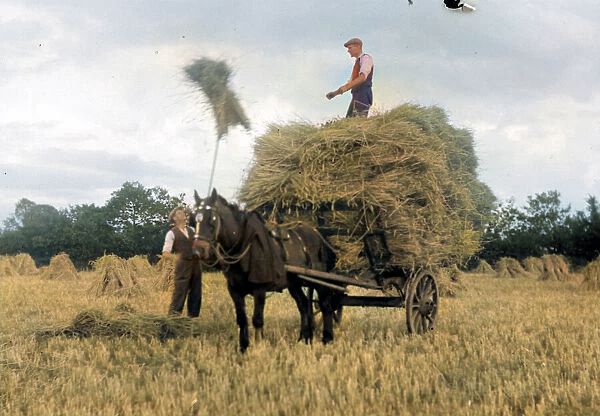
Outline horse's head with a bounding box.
[192,188,242,263]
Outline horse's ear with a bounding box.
[211,188,218,200]
[193,190,202,207]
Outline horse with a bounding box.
[193,189,340,353]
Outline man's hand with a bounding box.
[326,87,344,100]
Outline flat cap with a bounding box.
[343,37,362,47]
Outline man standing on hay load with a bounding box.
[162,207,203,318]
[326,37,374,117]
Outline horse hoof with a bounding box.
[297,333,313,345]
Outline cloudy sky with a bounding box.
[1,0,599,224]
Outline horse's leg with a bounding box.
[287,280,313,344]
[252,290,266,343]
[228,285,250,353]
[306,287,316,335]
[317,289,335,345]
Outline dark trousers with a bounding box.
[350,85,372,118]
[169,257,203,318]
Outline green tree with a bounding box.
[104,182,183,258]
[0,198,70,265]
[480,199,528,261]
[62,204,114,269]
[563,195,600,264]
[522,191,571,256]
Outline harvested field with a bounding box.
[2,270,597,416]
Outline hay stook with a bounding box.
[42,253,78,280]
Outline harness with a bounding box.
[196,204,315,269]
[195,205,252,267]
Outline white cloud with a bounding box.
[1,0,599,224]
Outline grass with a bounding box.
[1,270,598,415]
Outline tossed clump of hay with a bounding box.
[494,257,526,278]
[89,254,141,296]
[42,253,78,280]
[581,256,599,291]
[184,58,250,139]
[522,257,544,276]
[36,304,203,341]
[239,104,490,270]
[474,259,495,275]
[152,253,178,291]
[538,254,572,282]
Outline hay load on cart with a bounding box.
[239,104,494,272]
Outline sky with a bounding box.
[1,0,599,225]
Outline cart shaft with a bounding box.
[340,295,405,308]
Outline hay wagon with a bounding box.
[283,231,439,335]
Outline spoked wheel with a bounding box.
[405,269,438,334]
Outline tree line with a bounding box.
[478,191,600,267]
[1,183,598,270]
[0,182,185,269]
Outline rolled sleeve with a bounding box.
[162,230,175,253]
[359,54,373,78]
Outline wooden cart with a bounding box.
[284,232,439,335]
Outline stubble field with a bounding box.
[1,270,598,416]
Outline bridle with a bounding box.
[194,202,252,267]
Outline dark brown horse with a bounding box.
[193,189,339,353]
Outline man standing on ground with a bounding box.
[162,206,202,317]
[326,37,374,117]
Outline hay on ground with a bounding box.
[494,257,526,278]
[89,254,141,296]
[153,253,178,291]
[42,253,78,280]
[580,256,600,291]
[474,259,495,274]
[522,257,544,276]
[238,104,491,270]
[538,254,572,282]
[35,303,203,341]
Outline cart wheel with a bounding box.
[405,270,438,334]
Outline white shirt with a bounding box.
[359,54,373,78]
[162,227,190,253]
